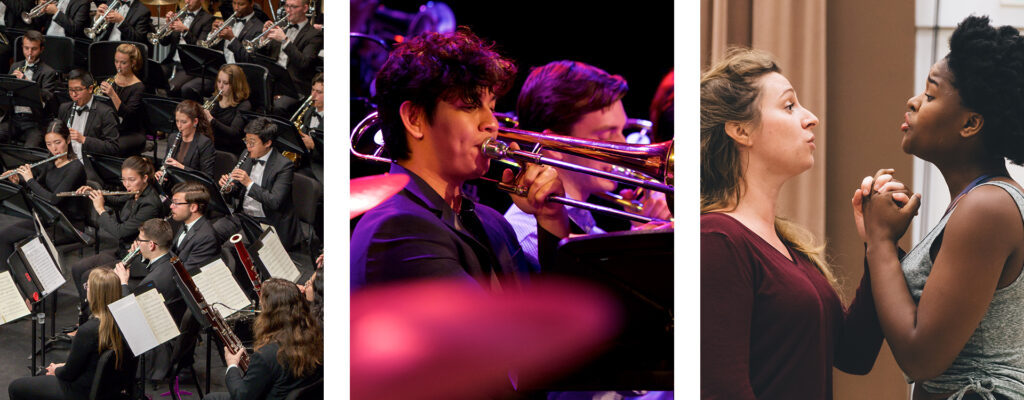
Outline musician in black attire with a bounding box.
[167,181,220,270]
[69,155,162,325]
[205,278,323,400]
[297,72,322,182]
[215,117,301,250]
[203,64,251,154]
[60,69,121,159]
[256,0,323,117]
[0,30,59,147]
[214,0,269,66]
[8,268,135,400]
[95,43,146,156]
[0,0,34,72]
[94,0,154,48]
[155,100,216,181]
[159,0,213,99]
[38,0,90,40]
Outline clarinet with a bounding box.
[170,256,250,371]
[220,150,249,193]
[157,131,182,185]
[229,234,261,297]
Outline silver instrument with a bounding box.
[199,13,237,48]
[21,0,56,24]
[220,150,249,193]
[157,131,182,185]
[120,246,141,265]
[242,15,287,53]
[56,190,139,197]
[0,152,67,180]
[148,7,190,45]
[85,0,123,40]
[202,89,222,110]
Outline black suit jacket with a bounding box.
[2,0,35,29]
[122,253,186,321]
[158,8,213,64]
[171,216,219,272]
[258,22,322,96]
[225,150,299,249]
[99,0,154,47]
[223,14,264,63]
[9,60,58,117]
[38,0,90,39]
[58,98,121,156]
[224,342,322,400]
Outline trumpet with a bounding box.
[220,150,249,193]
[22,0,56,24]
[199,13,237,48]
[56,190,140,197]
[203,89,222,110]
[0,152,67,180]
[351,111,674,223]
[243,15,287,53]
[85,0,122,40]
[290,95,314,133]
[148,7,190,45]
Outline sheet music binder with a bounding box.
[10,234,64,300]
[108,286,182,357]
[0,270,31,325]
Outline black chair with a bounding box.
[291,173,322,261]
[285,377,324,400]
[142,95,182,159]
[144,58,171,95]
[214,150,238,180]
[234,63,270,114]
[87,41,149,82]
[89,349,134,400]
[240,112,308,167]
[14,35,76,77]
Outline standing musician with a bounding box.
[93,0,155,47]
[0,30,58,147]
[202,64,251,155]
[37,0,90,40]
[59,69,121,162]
[350,28,569,290]
[159,0,213,98]
[68,155,162,325]
[210,0,268,66]
[297,72,322,182]
[167,181,219,270]
[7,268,136,400]
[95,43,146,157]
[204,278,323,400]
[156,100,216,181]
[215,117,300,250]
[256,0,323,117]
[504,60,672,272]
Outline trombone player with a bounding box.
[350,28,570,290]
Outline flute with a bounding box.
[56,190,139,197]
[0,152,67,180]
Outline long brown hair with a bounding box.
[175,100,215,143]
[253,278,323,377]
[219,64,250,106]
[88,268,125,368]
[700,47,837,290]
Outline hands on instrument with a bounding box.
[218,26,235,40]
[69,129,85,144]
[299,131,314,150]
[223,346,245,367]
[75,185,105,212]
[16,164,33,181]
[229,168,252,187]
[12,69,25,80]
[620,188,672,230]
[114,261,129,285]
[263,20,285,42]
[43,2,56,15]
[104,10,124,24]
[501,142,569,238]
[170,19,186,33]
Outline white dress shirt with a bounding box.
[242,152,270,218]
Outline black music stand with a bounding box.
[162,166,233,218]
[0,77,43,120]
[240,112,308,162]
[248,53,298,100]
[177,44,225,94]
[530,229,675,391]
[85,153,128,191]
[0,144,50,172]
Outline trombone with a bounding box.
[350,111,674,223]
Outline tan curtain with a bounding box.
[701,0,827,240]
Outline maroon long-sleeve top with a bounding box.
[701,213,883,399]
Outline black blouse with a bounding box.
[112,81,146,136]
[24,160,87,219]
[210,99,252,154]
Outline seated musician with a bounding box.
[0,30,58,147]
[0,1,36,71]
[256,0,323,117]
[201,64,252,155]
[211,0,269,67]
[59,69,121,164]
[94,0,155,46]
[205,278,322,400]
[504,60,673,272]
[159,0,214,98]
[215,117,301,250]
[94,43,146,156]
[155,100,216,181]
[38,0,90,40]
[69,155,162,325]
[350,28,569,290]
[297,72,322,182]
[8,268,136,400]
[167,181,220,270]
[299,266,322,325]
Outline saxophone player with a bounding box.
[0,30,58,148]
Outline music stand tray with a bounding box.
[248,53,298,99]
[0,77,43,110]
[177,44,226,88]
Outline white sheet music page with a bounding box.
[109,294,159,356]
[0,271,30,324]
[135,289,180,345]
[21,237,64,296]
[257,228,300,282]
[33,212,61,271]
[193,259,251,318]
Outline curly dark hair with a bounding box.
[373,26,517,161]
[516,60,628,135]
[946,15,1024,165]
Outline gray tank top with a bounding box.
[902,181,1024,399]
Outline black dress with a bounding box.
[111,80,146,156]
[210,100,252,155]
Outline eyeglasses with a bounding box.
[242,139,260,146]
[68,86,88,93]
[170,201,190,206]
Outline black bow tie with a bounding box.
[254,159,266,166]
[73,105,88,115]
[184,12,195,18]
[286,24,299,31]
[24,63,37,71]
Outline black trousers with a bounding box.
[8,374,66,400]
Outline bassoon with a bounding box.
[169,256,250,371]
[230,233,261,297]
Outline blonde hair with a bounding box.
[700,47,838,290]
[115,43,142,74]
[87,268,126,368]
[219,64,250,106]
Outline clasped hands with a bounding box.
[852,168,922,244]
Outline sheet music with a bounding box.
[192,259,251,318]
[0,271,30,324]
[20,237,64,296]
[257,228,300,282]
[109,294,158,356]
[33,212,61,272]
[135,289,180,346]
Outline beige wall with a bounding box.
[825,1,916,398]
